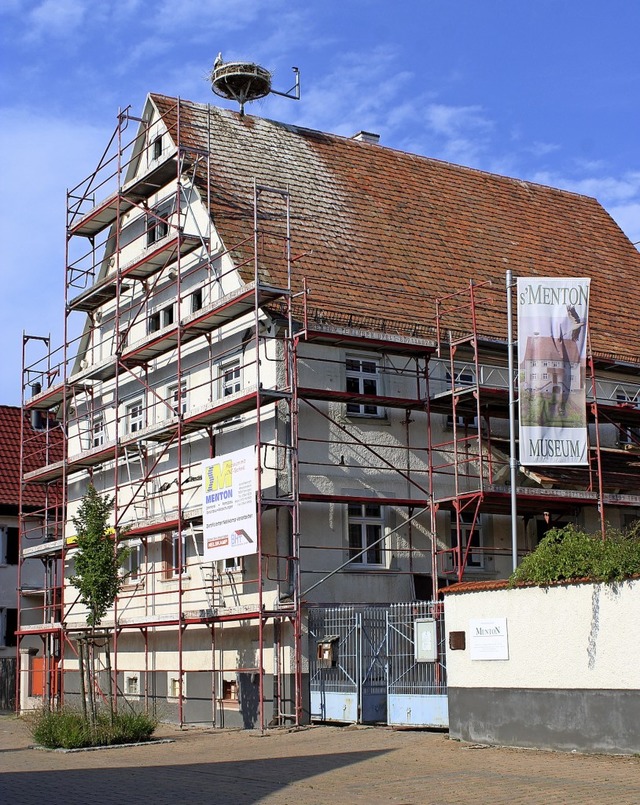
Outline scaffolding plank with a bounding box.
[22,538,65,558]
[68,153,185,237]
[121,282,287,368]
[23,459,65,484]
[181,282,286,335]
[24,381,66,411]
[67,233,201,313]
[298,386,426,410]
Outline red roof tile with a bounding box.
[0,405,63,509]
[151,94,640,366]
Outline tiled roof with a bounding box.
[0,405,63,508]
[152,95,640,365]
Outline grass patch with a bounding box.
[29,707,158,750]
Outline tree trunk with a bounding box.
[104,636,114,723]
[86,636,96,729]
[78,638,87,723]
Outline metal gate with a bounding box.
[387,602,448,727]
[309,606,387,724]
[0,657,16,711]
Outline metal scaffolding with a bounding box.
[16,98,640,727]
[18,102,304,726]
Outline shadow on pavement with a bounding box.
[0,748,392,804]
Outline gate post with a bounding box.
[19,647,38,712]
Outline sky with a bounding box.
[1,0,639,405]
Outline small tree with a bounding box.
[70,485,129,724]
[70,485,128,627]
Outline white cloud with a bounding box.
[26,0,88,41]
[149,0,282,37]
[529,169,640,247]
[531,171,640,204]
[424,103,491,139]
[606,202,640,247]
[526,141,560,158]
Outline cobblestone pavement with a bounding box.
[1,715,639,805]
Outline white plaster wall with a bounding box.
[444,579,640,689]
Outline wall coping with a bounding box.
[442,574,640,595]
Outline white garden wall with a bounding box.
[444,578,640,754]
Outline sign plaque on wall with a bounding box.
[469,617,509,661]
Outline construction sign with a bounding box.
[517,277,590,466]
[202,446,257,561]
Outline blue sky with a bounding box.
[1,0,639,405]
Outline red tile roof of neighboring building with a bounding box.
[0,405,63,509]
[151,94,640,366]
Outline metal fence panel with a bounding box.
[309,606,360,722]
[387,602,448,727]
[360,606,387,723]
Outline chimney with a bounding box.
[351,131,380,145]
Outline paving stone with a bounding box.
[1,715,638,804]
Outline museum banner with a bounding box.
[202,446,258,561]
[517,277,590,466]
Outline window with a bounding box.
[148,311,161,333]
[152,135,163,160]
[223,556,242,572]
[146,198,173,246]
[125,672,141,697]
[346,356,382,416]
[451,512,484,569]
[161,305,174,327]
[148,304,174,334]
[125,398,144,435]
[163,531,187,578]
[167,672,184,700]
[221,359,241,397]
[168,380,188,416]
[222,678,239,702]
[122,540,143,583]
[92,413,105,448]
[0,527,19,565]
[0,608,17,647]
[347,502,384,565]
[191,288,203,313]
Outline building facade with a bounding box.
[19,95,640,727]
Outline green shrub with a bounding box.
[108,710,157,745]
[30,708,92,749]
[28,706,157,749]
[510,523,640,586]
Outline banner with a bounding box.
[202,446,257,561]
[517,277,590,466]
